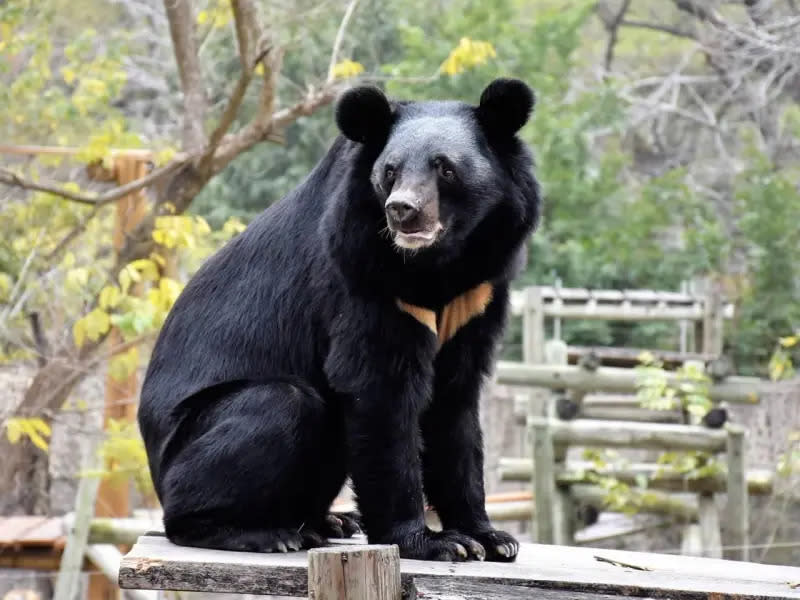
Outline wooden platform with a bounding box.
[119,533,800,599]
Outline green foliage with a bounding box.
[635,352,713,418]
[83,418,154,500]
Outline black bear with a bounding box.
[138,78,540,562]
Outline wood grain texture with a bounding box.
[308,545,401,600]
[119,535,800,599]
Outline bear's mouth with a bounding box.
[391,223,443,250]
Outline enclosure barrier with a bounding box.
[118,533,800,599]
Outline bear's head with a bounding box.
[336,78,536,256]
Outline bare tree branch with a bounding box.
[164,0,208,150]
[620,19,697,40]
[211,84,339,172]
[603,0,632,74]
[0,160,184,208]
[327,0,361,84]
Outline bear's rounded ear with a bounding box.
[335,86,393,144]
[476,78,535,139]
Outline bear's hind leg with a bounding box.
[160,379,347,552]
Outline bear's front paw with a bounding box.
[392,528,485,562]
[321,512,362,538]
[466,528,519,562]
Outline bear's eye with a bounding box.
[384,165,396,182]
[433,157,456,181]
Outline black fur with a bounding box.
[138,78,540,562]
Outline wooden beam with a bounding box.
[527,418,727,452]
[498,458,774,495]
[726,425,749,561]
[0,144,154,159]
[494,361,762,404]
[118,534,800,598]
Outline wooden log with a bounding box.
[307,545,401,600]
[485,487,697,521]
[494,361,761,403]
[567,346,715,369]
[522,287,544,365]
[571,484,698,521]
[486,501,535,522]
[697,493,722,559]
[531,420,555,544]
[119,534,800,598]
[579,405,683,423]
[726,425,749,561]
[498,458,774,495]
[527,418,728,452]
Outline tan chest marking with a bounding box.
[396,282,493,348]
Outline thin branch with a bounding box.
[211,83,339,172]
[164,0,208,150]
[231,0,257,66]
[604,0,633,74]
[620,19,697,40]
[45,205,102,261]
[0,160,184,208]
[327,0,361,84]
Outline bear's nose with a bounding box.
[385,198,419,226]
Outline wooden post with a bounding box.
[726,425,749,561]
[91,156,149,600]
[307,545,401,600]
[53,453,101,600]
[521,286,546,536]
[697,493,722,558]
[531,420,555,544]
[544,340,574,545]
[679,280,689,354]
[702,278,724,357]
[522,287,545,365]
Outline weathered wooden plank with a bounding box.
[527,418,728,452]
[412,577,626,600]
[495,361,761,403]
[119,536,800,599]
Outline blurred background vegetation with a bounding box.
[0,0,798,527]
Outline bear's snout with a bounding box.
[384,190,442,250]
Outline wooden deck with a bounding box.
[119,533,800,599]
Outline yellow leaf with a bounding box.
[779,335,798,348]
[6,419,22,444]
[29,417,51,437]
[154,147,177,166]
[78,308,112,342]
[66,267,89,289]
[332,59,365,80]
[128,259,160,281]
[255,63,264,76]
[119,267,133,295]
[73,319,86,348]
[27,429,49,451]
[61,67,76,84]
[197,10,209,24]
[440,37,496,76]
[99,285,123,309]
